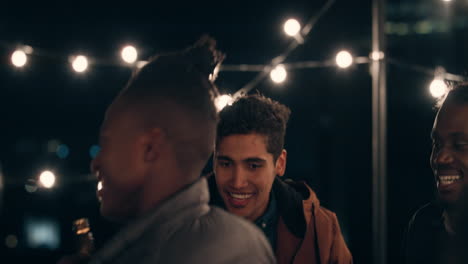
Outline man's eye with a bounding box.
[249,163,262,169]
[454,142,468,150]
[218,161,231,168]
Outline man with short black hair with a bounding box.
[404,83,468,264]
[60,37,276,264]
[209,94,353,264]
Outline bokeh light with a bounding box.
[39,170,56,189]
[335,50,353,68]
[5,235,18,248]
[72,55,88,73]
[25,179,38,193]
[11,50,27,67]
[89,145,100,159]
[371,51,385,61]
[121,45,138,64]
[270,65,287,83]
[214,94,234,112]
[56,144,70,159]
[284,19,301,36]
[429,79,448,98]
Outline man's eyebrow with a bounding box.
[216,155,233,161]
[243,158,266,163]
[449,132,468,139]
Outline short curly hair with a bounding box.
[216,94,291,160]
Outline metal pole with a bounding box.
[372,0,387,263]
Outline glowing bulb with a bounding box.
[97,181,102,191]
[39,170,56,188]
[336,50,353,68]
[11,50,27,67]
[121,45,138,64]
[284,19,301,36]
[371,51,385,61]
[215,94,234,112]
[430,79,448,98]
[442,0,451,2]
[270,65,287,83]
[72,55,88,73]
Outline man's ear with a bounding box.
[275,149,287,177]
[141,128,164,162]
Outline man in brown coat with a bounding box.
[208,94,352,264]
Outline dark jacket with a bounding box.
[209,176,352,264]
[403,202,451,264]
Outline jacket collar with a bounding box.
[207,174,312,238]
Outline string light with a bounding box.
[270,65,287,83]
[71,55,88,73]
[39,170,56,189]
[336,50,353,68]
[11,50,28,67]
[215,94,234,111]
[371,51,385,61]
[121,45,138,64]
[284,19,301,36]
[429,79,448,98]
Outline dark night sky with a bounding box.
[0,0,467,263]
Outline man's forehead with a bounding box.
[433,103,468,135]
[216,134,273,159]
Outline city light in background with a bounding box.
[5,235,18,249]
[71,55,88,73]
[335,50,353,68]
[89,145,100,159]
[283,18,301,36]
[121,45,138,64]
[39,170,56,189]
[11,50,28,67]
[270,64,287,83]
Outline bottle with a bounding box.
[72,218,95,258]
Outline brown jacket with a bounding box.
[208,176,352,264]
[274,179,352,264]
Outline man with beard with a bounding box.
[404,83,468,264]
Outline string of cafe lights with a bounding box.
[1,0,465,190]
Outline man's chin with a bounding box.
[436,192,461,210]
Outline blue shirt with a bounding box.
[255,192,278,250]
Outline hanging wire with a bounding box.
[233,0,337,99]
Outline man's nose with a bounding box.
[434,147,454,165]
[230,167,248,189]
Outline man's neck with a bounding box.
[443,208,460,235]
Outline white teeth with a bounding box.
[439,175,461,185]
[439,175,461,181]
[229,192,253,199]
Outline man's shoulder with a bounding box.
[409,202,443,227]
[160,207,275,263]
[203,206,267,236]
